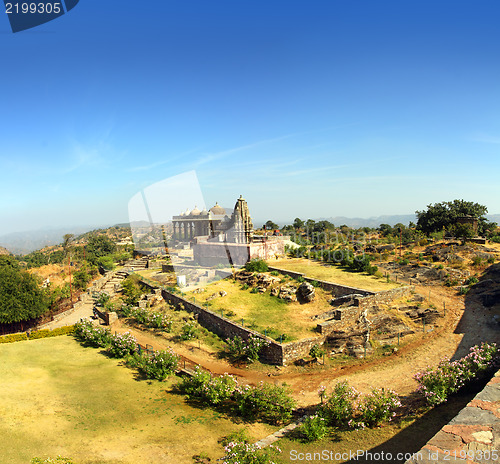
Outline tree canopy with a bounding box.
[0,260,50,324]
[416,200,496,236]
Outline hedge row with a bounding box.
[0,325,75,344]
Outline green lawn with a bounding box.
[272,258,401,292]
[0,337,275,464]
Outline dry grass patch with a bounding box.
[0,337,275,464]
[272,258,401,292]
[185,278,329,341]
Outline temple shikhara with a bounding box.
[172,195,286,266]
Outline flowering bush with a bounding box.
[225,335,270,363]
[108,332,138,358]
[74,320,111,348]
[178,367,237,405]
[319,381,359,427]
[222,441,281,464]
[128,349,179,380]
[124,306,172,331]
[414,343,499,406]
[234,381,296,424]
[180,321,200,340]
[300,415,328,442]
[179,368,295,424]
[358,388,401,427]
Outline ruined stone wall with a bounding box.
[357,285,414,309]
[161,289,284,364]
[267,266,374,297]
[281,336,328,363]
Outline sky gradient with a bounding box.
[1,1,499,235]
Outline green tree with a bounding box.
[85,234,117,265]
[416,200,495,236]
[0,262,50,323]
[264,220,279,230]
[293,218,304,230]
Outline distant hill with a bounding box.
[0,223,126,255]
[318,214,417,228]
[0,246,11,256]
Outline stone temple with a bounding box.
[172,195,287,267]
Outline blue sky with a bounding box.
[1,0,499,235]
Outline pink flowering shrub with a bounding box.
[108,332,138,358]
[317,381,401,430]
[299,415,328,442]
[179,367,295,424]
[319,381,359,427]
[414,343,498,406]
[179,366,237,405]
[128,349,179,380]
[74,320,111,347]
[225,335,270,363]
[358,388,401,426]
[222,441,281,464]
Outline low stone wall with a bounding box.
[282,336,328,362]
[357,285,414,309]
[161,288,327,365]
[267,266,374,297]
[161,289,283,364]
[405,368,500,464]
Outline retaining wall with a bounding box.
[405,369,500,464]
[267,266,374,297]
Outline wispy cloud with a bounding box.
[128,146,206,172]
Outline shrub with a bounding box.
[270,271,279,276]
[464,276,479,285]
[74,320,111,348]
[128,349,179,380]
[28,326,75,339]
[178,366,237,405]
[299,415,328,442]
[241,283,249,290]
[244,259,269,273]
[225,335,270,363]
[319,381,359,427]
[180,321,200,340]
[108,332,138,358]
[472,256,484,266]
[414,343,499,405]
[487,256,495,264]
[358,388,401,427]
[0,332,28,344]
[222,441,281,464]
[235,382,296,424]
[309,344,325,360]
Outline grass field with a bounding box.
[272,258,401,292]
[0,337,275,464]
[185,278,330,341]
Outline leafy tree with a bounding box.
[0,264,50,323]
[244,259,269,272]
[293,217,304,230]
[416,200,496,236]
[264,220,279,230]
[85,234,117,265]
[62,233,74,255]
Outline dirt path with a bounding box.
[108,283,499,408]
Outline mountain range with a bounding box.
[1,214,499,255]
